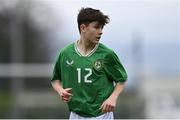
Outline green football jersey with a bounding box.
[51,42,127,117]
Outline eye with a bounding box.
[94,25,99,29]
[94,25,101,29]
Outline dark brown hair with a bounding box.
[77,7,110,33]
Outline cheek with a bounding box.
[86,31,94,38]
[85,28,96,38]
[89,30,96,36]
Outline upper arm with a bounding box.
[51,52,62,82]
[104,51,128,83]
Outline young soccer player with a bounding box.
[51,7,127,119]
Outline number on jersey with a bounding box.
[77,68,92,83]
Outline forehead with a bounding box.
[89,21,102,26]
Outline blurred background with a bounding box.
[0,0,179,119]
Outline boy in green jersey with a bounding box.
[51,7,127,119]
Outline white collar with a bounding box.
[74,41,99,57]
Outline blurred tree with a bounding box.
[0,12,11,63]
[0,0,66,118]
[0,0,66,63]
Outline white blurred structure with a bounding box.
[139,75,180,118]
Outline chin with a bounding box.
[94,40,100,44]
[93,41,99,45]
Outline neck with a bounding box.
[77,37,96,56]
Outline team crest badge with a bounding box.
[66,60,74,67]
[93,60,103,71]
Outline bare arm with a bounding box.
[100,82,125,112]
[51,80,73,102]
[51,80,64,95]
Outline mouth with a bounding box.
[96,36,101,40]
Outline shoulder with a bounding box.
[55,42,74,59]
[98,43,114,55]
[61,42,74,53]
[98,43,120,61]
[57,42,74,55]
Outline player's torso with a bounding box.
[61,43,112,91]
[59,43,114,116]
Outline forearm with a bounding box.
[100,82,125,112]
[51,80,63,95]
[109,82,125,100]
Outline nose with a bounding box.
[98,29,103,35]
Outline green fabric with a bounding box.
[51,42,127,117]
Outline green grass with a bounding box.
[0,91,12,117]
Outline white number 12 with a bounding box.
[77,68,92,83]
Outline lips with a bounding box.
[96,36,101,40]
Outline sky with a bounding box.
[47,0,179,44]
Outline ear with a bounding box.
[80,24,86,33]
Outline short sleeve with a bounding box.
[51,52,61,82]
[104,51,127,83]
